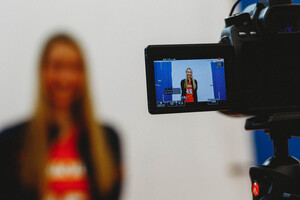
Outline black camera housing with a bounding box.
[145,0,300,115]
[221,2,300,115]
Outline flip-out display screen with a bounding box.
[145,44,232,114]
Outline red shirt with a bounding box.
[185,80,194,103]
[44,126,90,200]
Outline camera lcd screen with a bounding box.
[154,58,226,108]
[145,44,232,114]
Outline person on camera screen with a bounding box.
[181,68,198,103]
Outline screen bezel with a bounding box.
[145,43,234,114]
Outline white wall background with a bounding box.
[0,1,254,200]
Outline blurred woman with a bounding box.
[181,68,198,103]
[0,34,122,200]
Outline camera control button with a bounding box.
[238,32,247,37]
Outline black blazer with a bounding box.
[181,79,198,102]
[0,121,122,200]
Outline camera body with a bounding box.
[145,0,300,115]
[221,2,300,115]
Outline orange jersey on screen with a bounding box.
[185,80,194,103]
[44,126,90,200]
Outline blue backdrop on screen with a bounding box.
[242,0,300,164]
[211,62,226,101]
[154,61,173,102]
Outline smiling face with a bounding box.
[186,69,192,79]
[42,42,84,110]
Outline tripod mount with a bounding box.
[246,112,300,200]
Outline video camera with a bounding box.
[145,0,300,115]
[145,0,300,199]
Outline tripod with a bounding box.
[246,113,300,200]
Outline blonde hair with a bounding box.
[21,34,117,196]
[184,68,196,90]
